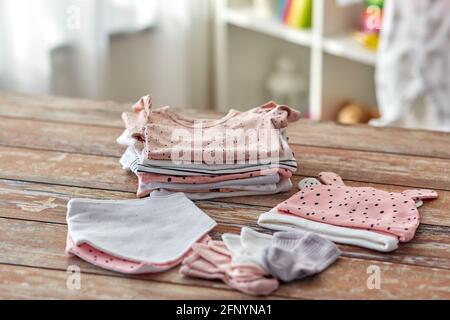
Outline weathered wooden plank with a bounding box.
[279,256,450,299]
[0,146,136,192]
[292,145,450,190]
[0,264,257,300]
[1,180,449,270]
[0,218,448,299]
[288,120,450,159]
[0,117,124,157]
[0,92,126,127]
[0,92,217,128]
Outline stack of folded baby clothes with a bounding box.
[258,172,439,252]
[180,227,340,296]
[117,95,301,200]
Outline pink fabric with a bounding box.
[276,172,438,242]
[122,95,301,161]
[137,167,292,185]
[66,233,210,274]
[180,240,279,296]
[136,176,290,198]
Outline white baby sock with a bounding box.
[222,227,273,272]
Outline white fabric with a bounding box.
[297,177,321,190]
[120,146,297,176]
[67,192,216,264]
[258,208,399,252]
[136,161,297,176]
[120,146,140,171]
[371,0,450,131]
[222,227,273,272]
[139,174,279,191]
[116,129,138,148]
[175,178,293,200]
[141,156,297,170]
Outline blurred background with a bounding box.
[0,0,449,131]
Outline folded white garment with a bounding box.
[257,208,399,252]
[67,192,217,264]
[120,146,297,176]
[136,161,297,176]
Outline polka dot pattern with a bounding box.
[66,234,210,274]
[138,168,292,185]
[122,96,301,162]
[276,172,438,242]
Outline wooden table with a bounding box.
[0,92,449,299]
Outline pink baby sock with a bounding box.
[277,172,438,241]
[224,275,279,297]
[180,253,226,280]
[180,240,279,296]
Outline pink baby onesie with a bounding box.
[122,95,301,162]
[276,172,438,242]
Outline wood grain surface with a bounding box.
[0,92,449,299]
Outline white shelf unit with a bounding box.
[214,0,378,120]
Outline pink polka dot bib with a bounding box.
[276,172,438,242]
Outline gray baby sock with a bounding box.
[264,231,341,282]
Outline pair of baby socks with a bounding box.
[180,240,279,296]
[221,227,340,283]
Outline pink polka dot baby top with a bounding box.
[122,95,301,162]
[276,172,438,242]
